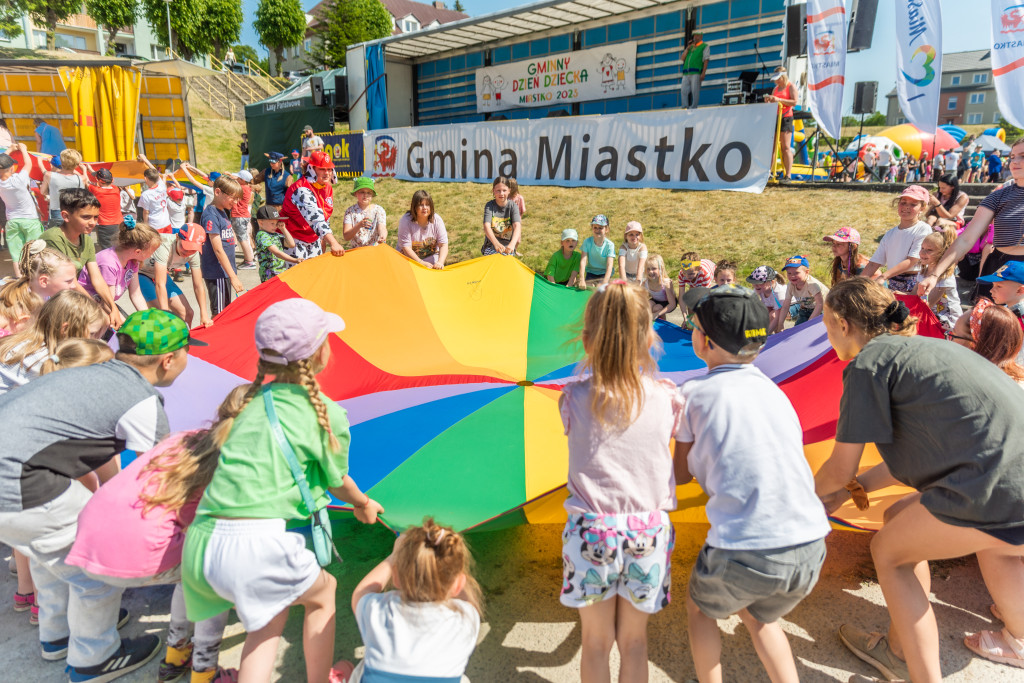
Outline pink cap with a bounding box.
[823,226,861,244]
[625,221,643,234]
[900,185,930,203]
[254,299,345,366]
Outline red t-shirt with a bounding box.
[230,183,253,219]
[773,82,797,118]
[88,184,122,225]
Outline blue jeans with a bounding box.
[48,208,63,227]
[0,483,123,667]
[240,154,249,171]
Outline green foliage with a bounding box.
[998,116,1023,141]
[306,0,391,70]
[841,115,859,127]
[0,5,24,40]
[253,0,307,76]
[225,43,259,65]
[453,0,465,10]
[85,0,140,55]
[864,111,887,126]
[141,0,242,60]
[20,0,82,50]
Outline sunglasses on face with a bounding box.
[944,331,974,343]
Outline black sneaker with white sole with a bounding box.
[67,635,161,683]
[40,608,131,661]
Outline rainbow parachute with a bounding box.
[164,248,940,532]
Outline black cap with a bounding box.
[688,285,769,354]
[255,205,280,221]
[95,168,114,182]
[681,286,711,315]
[268,151,285,161]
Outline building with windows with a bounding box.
[347,0,785,129]
[885,49,1001,128]
[269,0,468,76]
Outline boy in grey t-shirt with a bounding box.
[674,286,830,683]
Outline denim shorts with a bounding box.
[688,538,826,623]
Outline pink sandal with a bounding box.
[13,591,34,612]
[329,660,355,683]
[964,628,1024,669]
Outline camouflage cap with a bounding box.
[117,309,208,355]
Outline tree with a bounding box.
[864,111,887,126]
[306,0,391,70]
[20,0,82,50]
[997,116,1023,140]
[224,43,259,66]
[453,0,465,11]
[85,0,140,55]
[0,5,24,40]
[253,0,307,76]
[140,0,241,60]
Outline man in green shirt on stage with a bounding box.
[680,30,710,110]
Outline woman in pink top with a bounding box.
[765,66,798,181]
[66,386,249,683]
[79,217,161,328]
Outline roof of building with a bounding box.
[353,0,687,59]
[307,0,467,34]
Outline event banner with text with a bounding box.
[475,42,637,113]
[894,0,942,134]
[990,0,1024,129]
[368,105,776,193]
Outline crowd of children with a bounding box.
[3,141,1024,683]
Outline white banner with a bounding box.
[367,105,776,193]
[990,0,1024,129]
[894,0,942,134]
[475,42,637,113]
[806,0,847,139]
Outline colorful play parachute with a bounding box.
[163,248,938,532]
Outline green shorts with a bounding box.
[5,218,45,262]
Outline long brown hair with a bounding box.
[392,517,482,616]
[829,243,862,287]
[38,338,114,375]
[580,281,658,429]
[824,277,918,338]
[139,385,251,514]
[0,290,106,368]
[973,305,1024,382]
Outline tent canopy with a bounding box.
[243,68,344,169]
[974,134,1011,153]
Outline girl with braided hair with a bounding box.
[814,277,1024,682]
[338,518,482,682]
[182,298,383,683]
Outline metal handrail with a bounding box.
[244,59,288,92]
[188,76,236,121]
[210,55,274,104]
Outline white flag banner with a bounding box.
[806,0,848,139]
[475,43,637,113]
[367,105,777,193]
[894,0,942,134]
[990,0,1024,129]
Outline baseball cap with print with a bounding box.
[177,223,207,252]
[977,261,1024,285]
[688,285,770,354]
[117,309,207,355]
[783,255,810,270]
[591,214,609,227]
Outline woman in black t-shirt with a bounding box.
[815,278,1024,682]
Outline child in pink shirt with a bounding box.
[66,386,249,683]
[78,217,161,326]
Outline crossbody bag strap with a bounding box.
[263,385,319,517]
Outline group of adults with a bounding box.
[849,144,1008,185]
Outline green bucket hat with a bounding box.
[117,309,208,355]
[352,176,376,196]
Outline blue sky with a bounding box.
[238,0,988,115]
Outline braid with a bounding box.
[298,358,339,452]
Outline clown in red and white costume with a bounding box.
[280,150,345,260]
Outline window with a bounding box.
[947,96,958,110]
[974,73,988,84]
[950,75,961,85]
[55,33,87,50]
[151,45,166,60]
[967,113,982,124]
[897,117,906,125]
[34,30,47,48]
[970,93,985,104]
[304,39,312,53]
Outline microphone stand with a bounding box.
[753,42,770,100]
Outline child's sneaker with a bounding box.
[13,591,34,612]
[238,261,257,270]
[41,608,130,660]
[158,640,193,683]
[190,667,238,683]
[66,634,161,682]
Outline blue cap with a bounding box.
[209,171,221,182]
[268,151,285,161]
[783,255,809,270]
[50,156,61,169]
[590,214,609,227]
[978,261,1024,285]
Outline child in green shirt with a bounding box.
[545,228,581,287]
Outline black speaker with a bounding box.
[852,81,877,115]
[310,75,325,107]
[848,0,879,52]
[784,3,807,59]
[334,74,348,110]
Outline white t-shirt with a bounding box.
[166,197,187,229]
[618,243,648,277]
[869,221,931,270]
[675,364,831,550]
[356,592,479,679]
[916,272,963,328]
[138,180,170,229]
[877,148,892,166]
[0,346,48,396]
[756,282,787,311]
[0,168,40,220]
